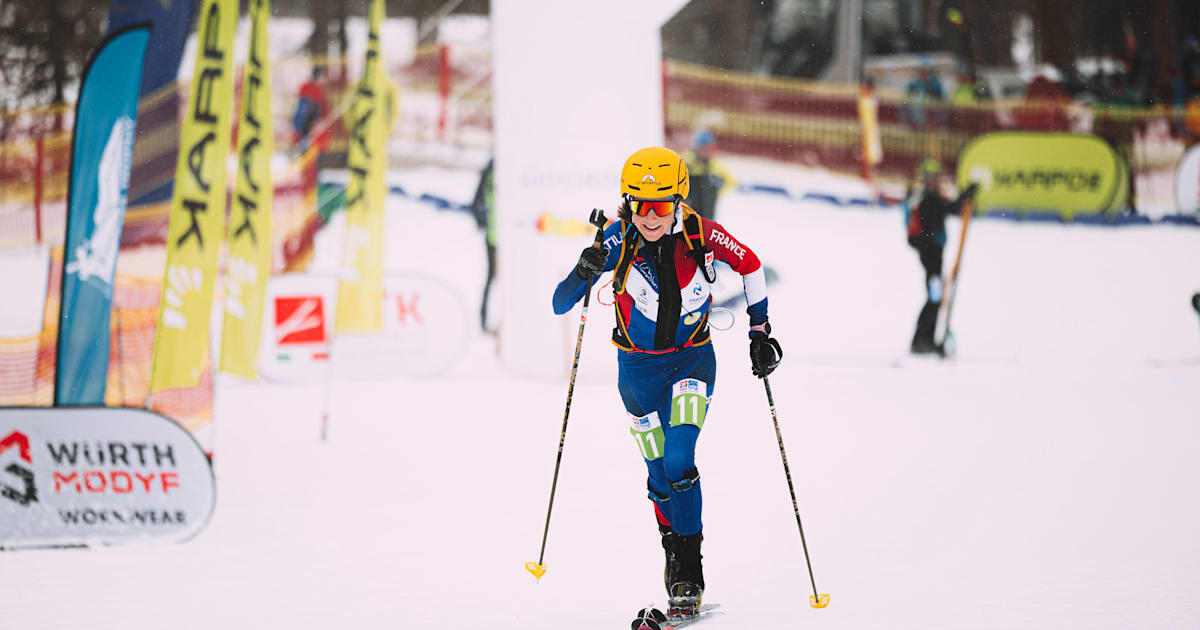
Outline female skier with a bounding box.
[551,146,781,616]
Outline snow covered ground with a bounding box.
[3,157,1199,629]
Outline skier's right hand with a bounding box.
[963,182,980,198]
[575,245,606,280]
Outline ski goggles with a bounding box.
[630,197,678,217]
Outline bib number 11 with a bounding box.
[670,379,708,429]
[630,411,665,461]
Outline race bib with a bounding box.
[629,411,665,461]
[670,379,708,429]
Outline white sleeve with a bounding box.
[742,267,767,306]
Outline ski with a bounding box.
[935,195,976,357]
[631,604,721,630]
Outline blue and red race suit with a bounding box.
[551,210,769,536]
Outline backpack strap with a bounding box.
[610,221,640,351]
[679,204,716,283]
[611,221,641,295]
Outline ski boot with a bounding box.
[659,523,681,593]
[667,531,704,619]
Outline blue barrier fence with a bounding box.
[318,177,1200,228]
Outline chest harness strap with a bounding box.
[610,208,715,352]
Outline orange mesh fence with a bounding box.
[0,131,70,249]
[663,59,1185,212]
[396,43,492,147]
[0,336,43,406]
[1,245,61,406]
[106,276,162,409]
[1,245,213,435]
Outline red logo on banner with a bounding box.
[395,293,424,327]
[274,296,326,345]
[0,430,36,507]
[0,431,32,463]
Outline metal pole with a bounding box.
[762,375,829,608]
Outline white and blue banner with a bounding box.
[55,25,151,406]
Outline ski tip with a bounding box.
[524,561,547,581]
[631,607,666,630]
[809,593,831,608]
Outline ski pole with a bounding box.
[526,209,607,582]
[938,194,976,356]
[761,374,829,608]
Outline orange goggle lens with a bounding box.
[633,200,676,217]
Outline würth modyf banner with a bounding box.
[0,408,215,549]
[335,0,387,334]
[150,0,238,392]
[219,0,273,380]
[55,25,151,406]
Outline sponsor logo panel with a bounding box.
[956,132,1129,219]
[0,408,215,548]
[262,272,469,382]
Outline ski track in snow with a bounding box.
[2,157,1199,629]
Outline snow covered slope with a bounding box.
[2,158,1198,629]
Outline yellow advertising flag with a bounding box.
[335,0,387,334]
[150,0,238,392]
[219,0,273,380]
[857,85,882,166]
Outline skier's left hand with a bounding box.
[749,323,782,378]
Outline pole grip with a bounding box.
[589,208,607,247]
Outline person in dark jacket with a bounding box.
[903,158,977,354]
[470,158,496,332]
[682,130,734,221]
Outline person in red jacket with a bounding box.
[293,66,331,152]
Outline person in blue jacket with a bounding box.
[552,146,782,616]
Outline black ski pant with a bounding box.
[912,240,944,349]
[480,242,496,331]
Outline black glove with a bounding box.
[962,182,980,198]
[749,324,782,378]
[575,245,606,280]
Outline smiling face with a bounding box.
[631,208,673,242]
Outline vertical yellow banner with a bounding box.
[335,0,387,334]
[857,84,882,167]
[150,0,238,392]
[219,0,273,379]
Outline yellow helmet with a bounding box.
[619,146,690,200]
